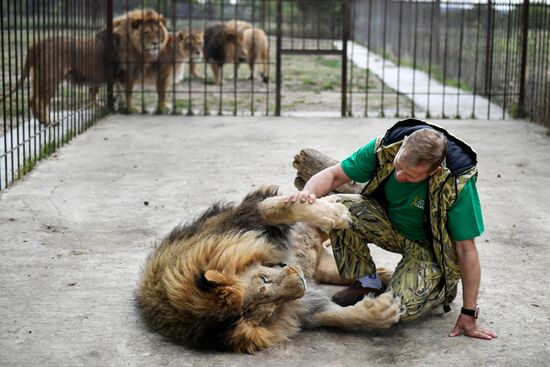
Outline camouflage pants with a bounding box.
[330,194,458,321]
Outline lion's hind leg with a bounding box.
[308,291,402,330]
[257,194,351,231]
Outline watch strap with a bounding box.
[461,307,479,318]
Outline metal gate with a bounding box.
[274,0,350,116]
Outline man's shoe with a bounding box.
[331,280,383,307]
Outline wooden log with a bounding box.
[292,148,363,194]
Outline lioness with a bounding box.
[137,186,402,353]
[203,22,248,85]
[112,8,168,111]
[141,28,203,113]
[1,32,117,125]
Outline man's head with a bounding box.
[393,128,447,183]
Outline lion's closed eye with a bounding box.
[259,275,272,284]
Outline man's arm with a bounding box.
[286,164,352,204]
[449,239,497,340]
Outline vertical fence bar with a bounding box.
[426,0,436,118]
[341,0,349,117]
[542,2,550,124]
[396,0,403,118]
[441,1,449,119]
[411,0,418,118]
[380,0,388,117]
[485,0,494,119]
[106,0,114,112]
[518,0,529,118]
[456,2,465,119]
[7,0,14,183]
[13,0,21,177]
[202,0,208,115]
[1,1,6,189]
[529,0,539,120]
[275,0,282,116]
[503,0,513,119]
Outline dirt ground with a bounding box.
[0,115,549,366]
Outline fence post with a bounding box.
[106,0,114,112]
[341,0,349,117]
[275,0,282,116]
[518,0,529,118]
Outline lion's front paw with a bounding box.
[313,200,352,231]
[354,291,402,328]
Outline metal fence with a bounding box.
[1,0,109,190]
[1,0,549,191]
[352,0,550,122]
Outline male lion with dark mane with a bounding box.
[137,186,402,353]
[202,22,248,85]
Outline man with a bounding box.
[286,119,496,340]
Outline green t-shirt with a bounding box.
[340,138,484,241]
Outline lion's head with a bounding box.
[175,29,203,62]
[113,8,168,60]
[138,227,307,353]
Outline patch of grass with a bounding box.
[315,56,340,69]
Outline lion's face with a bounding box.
[238,263,306,323]
[129,18,168,59]
[176,30,203,62]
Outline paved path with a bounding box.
[338,41,508,120]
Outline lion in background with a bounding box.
[141,28,203,113]
[225,20,269,83]
[202,22,248,85]
[1,31,118,125]
[193,20,269,84]
[112,8,168,111]
[137,186,402,353]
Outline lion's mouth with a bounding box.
[147,45,160,55]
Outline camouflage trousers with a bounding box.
[330,194,458,321]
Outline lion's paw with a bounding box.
[311,200,352,231]
[354,291,402,329]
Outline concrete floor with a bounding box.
[1,114,549,366]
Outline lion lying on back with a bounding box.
[137,186,402,353]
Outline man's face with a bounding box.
[393,149,439,183]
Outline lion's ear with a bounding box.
[196,270,229,291]
[197,270,244,309]
[159,15,166,26]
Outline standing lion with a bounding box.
[1,31,117,125]
[137,186,402,353]
[141,28,203,113]
[112,8,168,112]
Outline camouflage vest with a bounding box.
[361,119,478,304]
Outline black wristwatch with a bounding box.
[461,307,479,319]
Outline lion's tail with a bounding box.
[0,44,35,103]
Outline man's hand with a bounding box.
[449,314,497,340]
[285,190,317,204]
